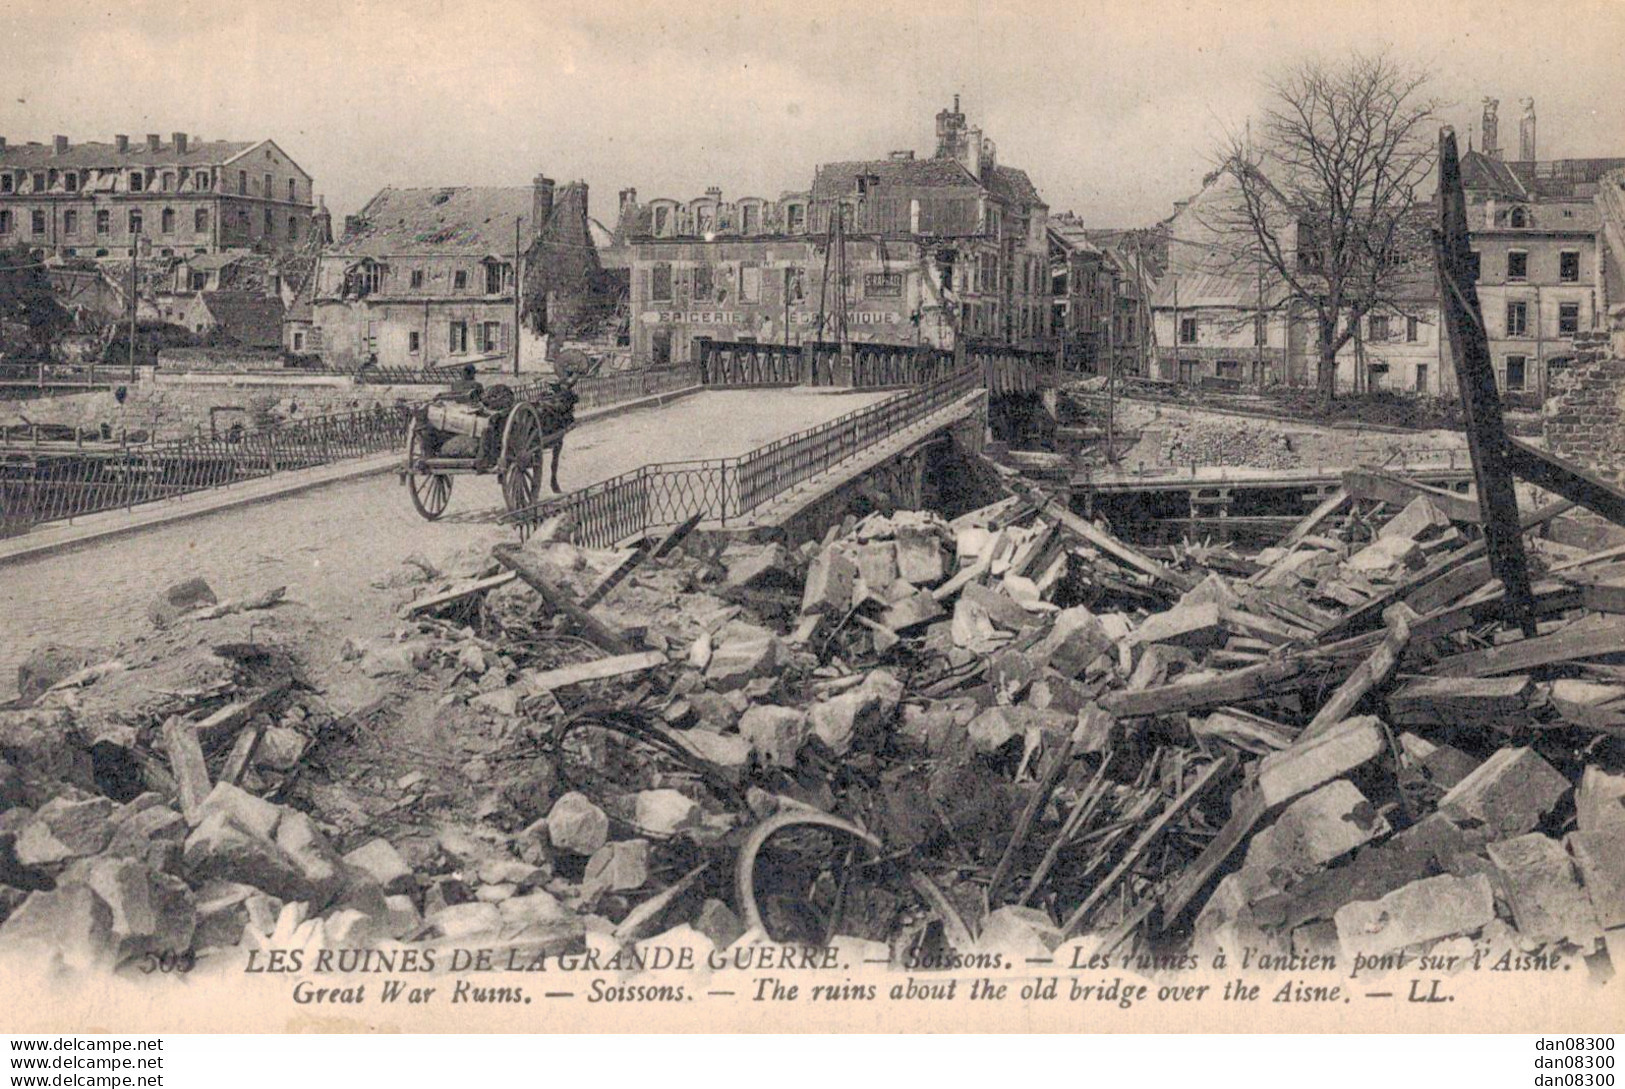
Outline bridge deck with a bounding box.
[0,387,891,700]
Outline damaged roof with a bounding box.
[811,158,979,201]
[333,187,536,257]
[0,138,285,171]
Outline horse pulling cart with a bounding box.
[402,379,575,521]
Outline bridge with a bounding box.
[0,344,1035,698]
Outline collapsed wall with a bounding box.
[1544,332,1625,486]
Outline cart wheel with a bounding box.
[500,402,545,514]
[406,415,452,521]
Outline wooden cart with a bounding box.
[402,384,565,521]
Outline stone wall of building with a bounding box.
[1544,330,1625,484]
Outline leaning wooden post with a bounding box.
[1435,126,1537,636]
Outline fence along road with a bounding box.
[0,386,895,700]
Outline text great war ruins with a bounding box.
[1,56,1624,1031]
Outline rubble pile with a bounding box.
[1158,421,1303,471]
[3,466,1624,981]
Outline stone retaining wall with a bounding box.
[1,374,442,443]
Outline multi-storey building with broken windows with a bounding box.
[0,132,315,258]
[621,98,1050,367]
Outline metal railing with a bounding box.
[1,405,409,538]
[697,338,1062,394]
[503,366,983,548]
[0,362,125,389]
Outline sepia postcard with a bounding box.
[0,0,1622,1035]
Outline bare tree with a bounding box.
[1211,52,1439,408]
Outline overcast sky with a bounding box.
[5,0,1623,229]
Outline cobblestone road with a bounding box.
[0,388,891,699]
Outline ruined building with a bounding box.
[0,133,317,258]
[620,97,1050,367]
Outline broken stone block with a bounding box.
[950,595,1001,649]
[1576,767,1625,836]
[705,636,783,691]
[1379,495,1451,543]
[721,542,793,590]
[633,790,701,836]
[584,838,650,892]
[1130,601,1225,649]
[1030,607,1113,678]
[801,547,857,617]
[68,856,195,963]
[105,804,187,870]
[1486,833,1600,948]
[471,686,522,717]
[693,898,745,950]
[1236,781,1390,901]
[193,782,281,839]
[1255,715,1385,808]
[853,541,899,594]
[0,884,116,971]
[737,705,809,767]
[273,811,342,908]
[1566,831,1625,931]
[677,729,751,770]
[1178,573,1242,610]
[359,640,430,677]
[182,812,308,903]
[429,900,502,940]
[500,889,571,932]
[191,881,258,950]
[978,905,1063,958]
[1192,872,1289,964]
[13,796,115,866]
[961,581,1033,632]
[807,671,902,755]
[1334,872,1495,961]
[547,793,609,856]
[342,838,414,895]
[1438,747,1570,838]
[148,576,217,628]
[894,529,947,586]
[966,706,1025,754]
[1346,534,1424,575]
[254,727,307,772]
[880,590,946,632]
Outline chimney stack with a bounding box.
[705,186,722,204]
[618,187,637,215]
[1519,98,1537,162]
[1481,98,1501,161]
[533,174,556,235]
[173,132,188,155]
[0,138,6,153]
[52,135,68,156]
[146,133,160,152]
[115,135,129,153]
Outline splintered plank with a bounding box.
[162,717,211,824]
[1430,614,1625,677]
[1386,674,1536,726]
[1102,655,1317,718]
[524,650,667,693]
[1343,469,1483,524]
[1008,479,1197,593]
[1061,752,1238,937]
[1298,605,1413,742]
[402,572,518,618]
[579,545,652,610]
[493,543,634,655]
[1317,499,1575,642]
